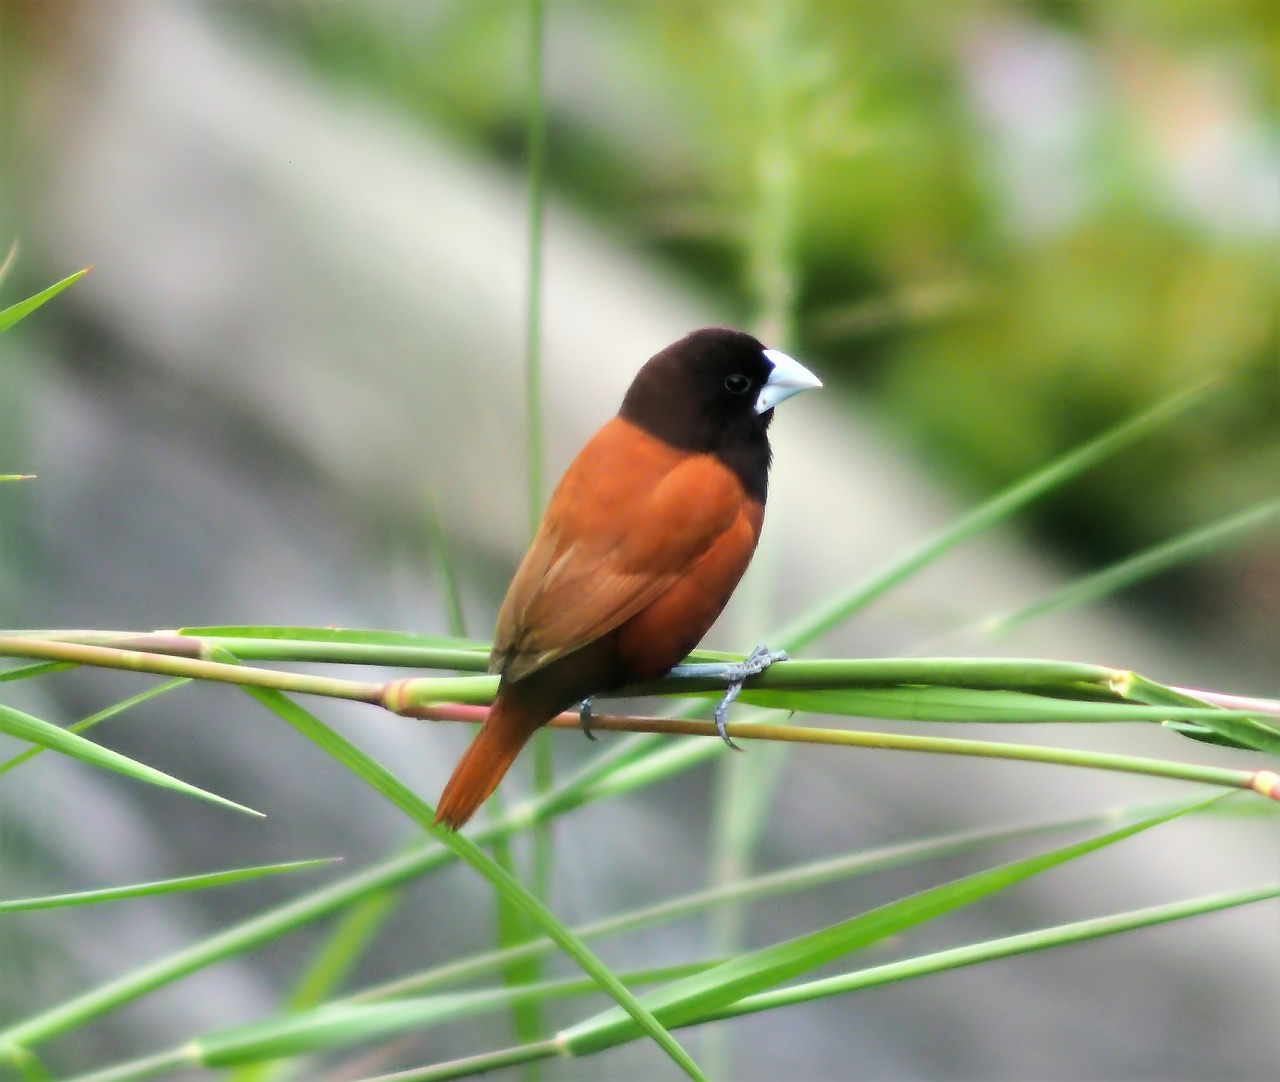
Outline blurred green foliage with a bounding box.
[246,1,1279,563]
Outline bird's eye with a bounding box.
[724,373,752,395]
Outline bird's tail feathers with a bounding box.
[434,693,546,830]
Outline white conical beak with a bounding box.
[756,349,822,414]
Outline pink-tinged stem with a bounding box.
[1171,687,1280,716]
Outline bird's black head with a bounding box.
[618,327,820,502]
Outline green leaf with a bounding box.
[0,860,337,913]
[0,703,261,817]
[0,267,89,334]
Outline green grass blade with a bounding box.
[0,702,261,817]
[1128,677,1280,756]
[0,678,189,778]
[424,498,469,645]
[226,879,411,1082]
[191,964,710,1071]
[560,795,1218,1053]
[350,802,1171,1002]
[430,482,548,1050]
[3,1045,53,1082]
[348,1044,556,1082]
[0,860,337,913]
[0,267,89,334]
[522,16,556,1062]
[731,683,1269,725]
[283,886,404,1012]
[108,875,1274,1080]
[984,497,1280,637]
[241,685,707,1082]
[0,239,18,285]
[0,843,455,1051]
[0,661,68,683]
[710,883,1280,1020]
[771,380,1217,652]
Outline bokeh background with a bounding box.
[0,2,1276,1080]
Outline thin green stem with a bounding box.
[0,635,386,701]
[528,713,1268,794]
[424,497,469,641]
[524,0,547,538]
[523,3,553,1069]
[711,6,808,1072]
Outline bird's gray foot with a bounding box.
[694,645,789,750]
[578,698,598,741]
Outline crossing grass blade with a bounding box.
[771,379,1218,653]
[346,800,1188,1001]
[240,684,707,1082]
[0,267,89,333]
[93,882,1271,1080]
[0,860,337,913]
[976,497,1280,639]
[558,795,1219,1053]
[707,882,1280,1020]
[0,702,261,817]
[0,678,189,778]
[0,661,69,683]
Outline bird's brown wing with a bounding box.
[491,417,753,683]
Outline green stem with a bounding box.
[523,3,554,1068]
[524,0,547,537]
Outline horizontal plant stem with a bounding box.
[3,630,491,669]
[413,705,1277,798]
[0,636,386,702]
[5,636,1275,729]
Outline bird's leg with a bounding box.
[669,644,788,751]
[578,697,598,741]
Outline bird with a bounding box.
[433,328,821,829]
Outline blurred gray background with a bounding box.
[0,2,1276,1080]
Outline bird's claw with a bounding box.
[713,645,788,751]
[578,698,598,741]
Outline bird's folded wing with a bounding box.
[492,433,747,682]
